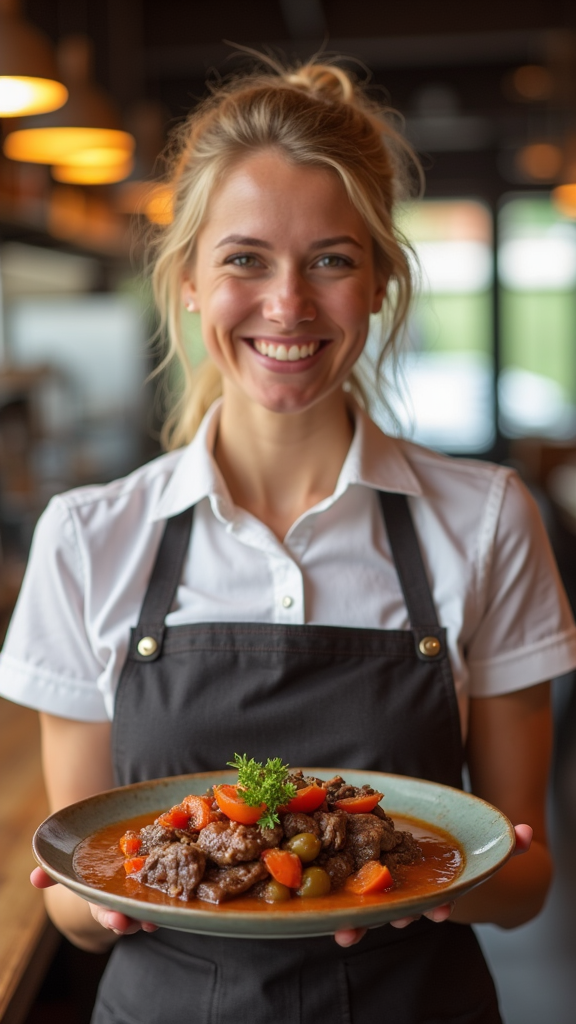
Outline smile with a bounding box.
[252,339,322,361]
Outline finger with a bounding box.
[424,902,454,923]
[334,927,367,947]
[30,867,57,889]
[512,824,533,856]
[92,907,157,935]
[92,908,136,934]
[389,915,419,929]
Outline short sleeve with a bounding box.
[466,472,576,695]
[0,496,109,720]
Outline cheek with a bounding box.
[203,281,256,339]
[330,285,371,338]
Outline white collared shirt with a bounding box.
[1,401,575,738]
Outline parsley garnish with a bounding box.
[227,753,297,829]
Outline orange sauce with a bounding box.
[73,811,464,914]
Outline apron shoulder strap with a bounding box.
[131,494,438,655]
[378,491,439,629]
[133,506,194,658]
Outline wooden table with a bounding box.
[0,698,59,1024]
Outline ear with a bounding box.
[181,277,198,313]
[371,270,389,314]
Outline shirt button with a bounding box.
[282,596,294,608]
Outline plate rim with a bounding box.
[32,768,516,937]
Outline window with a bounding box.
[384,199,494,453]
[498,195,576,439]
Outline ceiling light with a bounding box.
[515,143,563,182]
[551,135,576,218]
[552,184,576,219]
[0,76,67,116]
[2,35,134,171]
[52,157,134,185]
[116,180,173,223]
[4,127,134,164]
[143,185,173,224]
[0,0,67,116]
[510,65,554,102]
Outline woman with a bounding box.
[2,61,575,1024]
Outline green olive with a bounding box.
[285,832,322,863]
[296,866,331,898]
[262,879,292,903]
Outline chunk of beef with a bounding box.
[313,810,347,853]
[381,831,423,872]
[280,812,320,839]
[344,813,422,871]
[138,821,178,853]
[286,770,325,791]
[377,813,406,853]
[173,829,198,844]
[324,778,378,806]
[318,850,355,890]
[371,804,386,820]
[344,814,387,869]
[135,842,206,900]
[196,860,268,903]
[196,820,282,865]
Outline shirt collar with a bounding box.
[150,398,422,523]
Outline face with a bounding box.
[182,150,387,416]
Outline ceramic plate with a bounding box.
[33,769,515,939]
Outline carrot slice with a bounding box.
[344,861,394,895]
[213,784,266,825]
[261,848,303,889]
[280,784,327,814]
[124,856,147,874]
[157,805,191,830]
[333,792,383,814]
[119,831,141,856]
[180,794,215,830]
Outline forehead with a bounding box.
[201,150,370,242]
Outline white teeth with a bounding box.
[253,340,320,361]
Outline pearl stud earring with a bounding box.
[185,301,196,312]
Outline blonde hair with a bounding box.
[149,57,422,450]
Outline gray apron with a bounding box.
[93,491,502,1023]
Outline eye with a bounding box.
[314,254,352,269]
[225,253,262,268]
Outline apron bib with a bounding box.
[93,492,502,1024]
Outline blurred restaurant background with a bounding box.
[1,1,576,1021]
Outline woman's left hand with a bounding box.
[334,822,532,947]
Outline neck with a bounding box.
[214,387,354,541]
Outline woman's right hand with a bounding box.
[31,867,158,938]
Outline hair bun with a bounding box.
[284,63,355,104]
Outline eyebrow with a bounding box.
[310,236,363,250]
[215,234,364,250]
[216,235,273,249]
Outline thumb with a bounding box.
[30,866,57,889]
[512,824,533,857]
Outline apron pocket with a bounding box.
[92,932,216,1024]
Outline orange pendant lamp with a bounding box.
[552,135,576,219]
[115,101,173,223]
[0,0,67,116]
[3,35,135,184]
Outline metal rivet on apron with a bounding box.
[282,595,294,608]
[419,636,441,657]
[137,636,158,657]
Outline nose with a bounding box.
[261,269,316,328]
